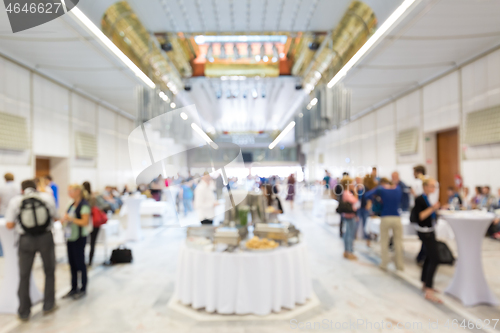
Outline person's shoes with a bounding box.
[347,253,358,260]
[62,290,78,299]
[43,305,58,316]
[73,290,87,300]
[343,251,348,259]
[18,314,30,322]
[366,240,371,247]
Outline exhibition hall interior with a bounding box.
[0,0,500,332]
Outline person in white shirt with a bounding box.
[194,172,218,224]
[0,173,20,257]
[0,172,20,217]
[5,179,57,321]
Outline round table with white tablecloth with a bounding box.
[175,243,312,316]
[439,211,499,307]
[0,218,43,314]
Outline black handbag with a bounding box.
[110,245,133,264]
[437,241,455,265]
[336,200,354,214]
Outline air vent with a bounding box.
[396,128,418,155]
[0,112,29,151]
[75,132,97,159]
[465,106,500,146]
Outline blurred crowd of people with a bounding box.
[324,164,500,304]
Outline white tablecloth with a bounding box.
[0,218,43,314]
[440,211,499,306]
[175,243,312,315]
[119,198,169,217]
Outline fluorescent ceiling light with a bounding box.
[191,123,219,149]
[195,35,287,44]
[327,0,417,89]
[269,121,296,150]
[170,102,176,108]
[69,8,155,89]
[180,112,188,120]
[310,98,318,106]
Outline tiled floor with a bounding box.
[0,206,499,333]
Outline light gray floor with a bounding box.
[1,206,499,333]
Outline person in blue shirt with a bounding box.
[180,180,194,216]
[392,172,410,212]
[44,175,59,208]
[365,180,404,271]
[447,186,463,207]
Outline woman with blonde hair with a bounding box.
[61,184,91,300]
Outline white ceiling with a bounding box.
[0,0,498,140]
[344,0,500,117]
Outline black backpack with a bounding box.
[410,205,419,223]
[18,195,51,235]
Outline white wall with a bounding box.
[0,56,136,195]
[304,48,500,192]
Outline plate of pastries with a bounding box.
[245,236,279,251]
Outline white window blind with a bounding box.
[396,127,418,155]
[75,132,97,158]
[465,106,500,146]
[0,112,30,150]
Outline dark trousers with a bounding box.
[201,219,213,225]
[418,231,439,289]
[417,243,427,262]
[18,232,55,317]
[339,216,344,238]
[67,237,87,292]
[88,227,100,266]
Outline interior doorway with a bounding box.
[35,157,50,178]
[437,128,459,204]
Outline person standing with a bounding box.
[61,184,91,300]
[83,181,107,266]
[412,178,443,303]
[0,173,20,256]
[5,180,57,321]
[194,172,218,224]
[358,175,375,247]
[412,165,426,265]
[392,172,410,212]
[44,175,59,208]
[180,180,194,216]
[340,177,359,260]
[285,174,296,210]
[366,180,404,271]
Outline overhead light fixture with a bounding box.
[310,98,318,106]
[194,35,288,44]
[206,44,214,62]
[263,55,269,62]
[159,91,169,102]
[180,112,188,120]
[233,44,239,60]
[298,113,304,118]
[69,7,155,89]
[327,0,417,89]
[269,121,296,149]
[170,102,176,108]
[255,55,261,62]
[252,88,258,99]
[220,43,226,59]
[191,123,219,149]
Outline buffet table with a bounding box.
[440,211,499,306]
[0,218,43,314]
[175,243,312,315]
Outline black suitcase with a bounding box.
[437,241,455,265]
[110,246,133,264]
